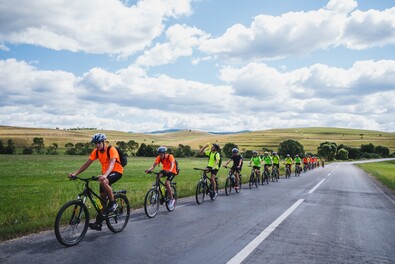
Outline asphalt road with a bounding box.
[1,160,395,264]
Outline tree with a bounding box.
[4,139,15,154]
[32,137,45,154]
[317,141,337,161]
[0,140,4,154]
[223,143,238,158]
[361,143,375,154]
[375,145,390,157]
[337,148,349,160]
[278,140,304,158]
[116,141,128,155]
[22,146,33,154]
[127,140,139,156]
[46,143,59,155]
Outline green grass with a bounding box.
[1,155,275,241]
[357,160,395,191]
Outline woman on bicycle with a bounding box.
[271,151,280,176]
[249,151,262,183]
[200,143,221,199]
[223,148,243,190]
[68,133,123,231]
[262,151,272,175]
[284,154,293,175]
[145,146,177,208]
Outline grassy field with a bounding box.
[0,154,273,241]
[357,160,395,191]
[1,126,395,154]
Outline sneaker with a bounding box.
[168,198,175,208]
[235,185,239,190]
[88,222,102,231]
[214,192,218,198]
[107,201,118,213]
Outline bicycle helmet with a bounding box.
[252,150,258,154]
[232,148,239,153]
[91,133,106,143]
[287,154,290,157]
[264,151,269,155]
[272,151,277,155]
[212,143,220,151]
[157,146,167,154]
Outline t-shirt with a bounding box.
[272,155,280,164]
[294,157,302,164]
[155,154,177,174]
[285,157,293,165]
[230,154,243,169]
[262,155,272,165]
[89,146,123,175]
[250,156,262,167]
[205,150,220,169]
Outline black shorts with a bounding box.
[206,166,218,175]
[231,167,241,173]
[273,164,279,169]
[160,170,176,182]
[252,166,261,170]
[100,172,122,193]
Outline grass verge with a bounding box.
[357,160,395,191]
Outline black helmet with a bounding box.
[212,143,220,151]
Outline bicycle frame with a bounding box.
[150,172,175,204]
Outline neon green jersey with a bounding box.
[250,156,262,167]
[285,157,293,164]
[205,150,220,169]
[294,157,302,163]
[272,155,280,164]
[262,155,272,165]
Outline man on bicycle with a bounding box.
[284,154,293,174]
[69,133,123,231]
[249,151,262,183]
[294,154,302,174]
[271,151,280,177]
[262,151,272,179]
[200,143,221,198]
[224,148,243,190]
[145,146,177,208]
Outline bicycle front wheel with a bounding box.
[225,177,232,195]
[249,172,254,189]
[196,181,205,204]
[106,193,130,232]
[165,184,177,212]
[144,189,159,218]
[54,200,89,247]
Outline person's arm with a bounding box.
[238,157,243,167]
[69,159,93,178]
[200,143,209,154]
[146,162,158,173]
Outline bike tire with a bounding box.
[195,181,205,204]
[165,184,177,212]
[144,188,159,218]
[225,177,232,195]
[210,178,219,201]
[265,171,269,184]
[54,200,89,247]
[106,193,130,233]
[249,172,254,189]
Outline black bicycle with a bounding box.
[261,165,270,185]
[224,166,242,195]
[195,168,218,204]
[54,176,130,246]
[285,164,291,179]
[248,166,259,189]
[144,171,177,218]
[271,165,279,182]
[295,164,301,177]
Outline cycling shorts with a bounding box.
[264,164,272,168]
[100,171,122,193]
[206,166,218,175]
[252,166,261,170]
[272,164,279,169]
[231,167,241,173]
[160,170,176,182]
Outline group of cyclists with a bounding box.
[69,133,324,231]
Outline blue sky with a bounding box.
[0,0,394,133]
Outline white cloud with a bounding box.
[0,0,193,58]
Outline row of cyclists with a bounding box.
[69,133,323,230]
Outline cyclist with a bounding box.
[262,151,272,180]
[200,143,221,198]
[145,146,177,208]
[68,133,123,231]
[223,148,243,190]
[284,154,293,175]
[302,155,308,171]
[249,151,262,183]
[294,154,302,174]
[271,151,280,177]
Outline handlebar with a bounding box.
[69,175,99,182]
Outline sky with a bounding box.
[0,0,395,133]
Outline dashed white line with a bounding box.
[227,199,305,264]
[308,178,326,194]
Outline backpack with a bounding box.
[166,154,180,175]
[210,151,222,168]
[97,146,127,167]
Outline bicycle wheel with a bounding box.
[144,188,159,218]
[54,200,89,247]
[265,171,269,184]
[255,172,259,188]
[249,172,254,189]
[236,175,241,193]
[210,178,219,201]
[165,184,177,211]
[225,177,232,195]
[196,181,205,204]
[106,194,130,233]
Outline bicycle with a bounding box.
[295,164,301,177]
[261,165,270,185]
[248,166,259,189]
[195,168,218,204]
[144,171,177,218]
[271,165,279,182]
[224,166,242,195]
[54,176,130,246]
[285,164,291,179]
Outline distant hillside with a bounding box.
[0,125,394,154]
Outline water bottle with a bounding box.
[95,197,103,209]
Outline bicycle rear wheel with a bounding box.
[106,193,130,232]
[225,177,232,195]
[165,184,177,211]
[54,200,89,247]
[249,172,254,189]
[144,188,159,218]
[196,181,205,204]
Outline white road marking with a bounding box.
[308,179,326,194]
[227,199,305,264]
